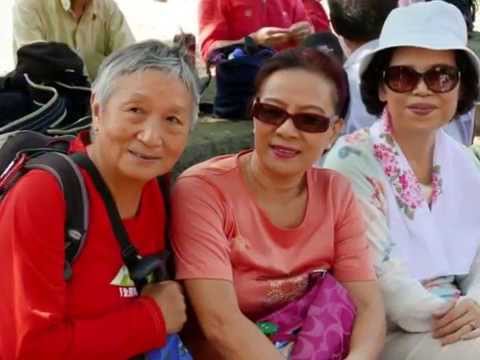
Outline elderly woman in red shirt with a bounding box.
[0,40,197,359]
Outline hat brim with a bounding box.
[358,43,480,81]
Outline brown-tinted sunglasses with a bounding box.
[251,99,335,133]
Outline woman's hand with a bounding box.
[288,21,314,44]
[142,281,187,334]
[250,27,291,48]
[432,298,480,345]
[183,279,283,360]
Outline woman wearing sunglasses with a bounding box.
[171,47,385,359]
[324,2,480,359]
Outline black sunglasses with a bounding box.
[383,65,461,94]
[251,100,335,133]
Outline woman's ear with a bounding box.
[331,118,344,139]
[378,84,387,102]
[328,118,344,148]
[90,93,101,128]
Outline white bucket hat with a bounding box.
[358,0,480,77]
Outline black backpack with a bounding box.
[204,38,275,120]
[0,131,171,290]
[0,42,91,136]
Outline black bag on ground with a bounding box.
[0,42,92,135]
[206,39,275,120]
[0,131,172,285]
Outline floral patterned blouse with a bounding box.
[323,129,480,332]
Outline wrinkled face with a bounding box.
[379,47,460,134]
[254,68,342,177]
[91,69,193,184]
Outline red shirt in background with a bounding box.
[199,0,308,59]
[0,136,167,359]
[303,0,330,31]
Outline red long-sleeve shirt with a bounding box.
[199,0,307,59]
[0,137,167,359]
[303,0,330,32]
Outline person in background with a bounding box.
[328,0,397,134]
[398,0,423,5]
[0,40,198,359]
[198,0,314,60]
[303,0,330,32]
[13,0,135,80]
[324,2,480,359]
[302,31,346,63]
[172,47,385,359]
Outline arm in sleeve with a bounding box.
[292,0,308,23]
[324,143,447,332]
[199,0,230,60]
[171,175,233,281]
[106,0,135,54]
[458,148,480,302]
[331,175,376,282]
[12,0,45,53]
[457,247,480,303]
[302,0,329,31]
[171,175,283,359]
[0,171,165,359]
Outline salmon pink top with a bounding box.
[172,152,375,319]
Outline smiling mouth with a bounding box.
[407,104,437,116]
[128,149,161,160]
[270,145,301,159]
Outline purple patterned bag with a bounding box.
[257,272,357,360]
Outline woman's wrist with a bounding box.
[248,31,258,44]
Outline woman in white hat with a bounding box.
[324,1,480,359]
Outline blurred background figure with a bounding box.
[302,31,345,63]
[198,0,314,60]
[302,0,330,32]
[328,0,397,134]
[12,0,134,80]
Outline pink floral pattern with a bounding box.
[431,165,443,203]
[344,128,369,145]
[365,176,387,216]
[372,118,443,220]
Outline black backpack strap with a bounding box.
[25,152,89,280]
[72,153,165,292]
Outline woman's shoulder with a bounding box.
[0,169,65,217]
[173,153,245,205]
[324,128,381,175]
[333,128,373,157]
[178,152,242,183]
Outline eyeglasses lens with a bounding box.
[384,65,459,94]
[252,102,331,133]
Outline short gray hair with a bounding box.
[92,40,200,128]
